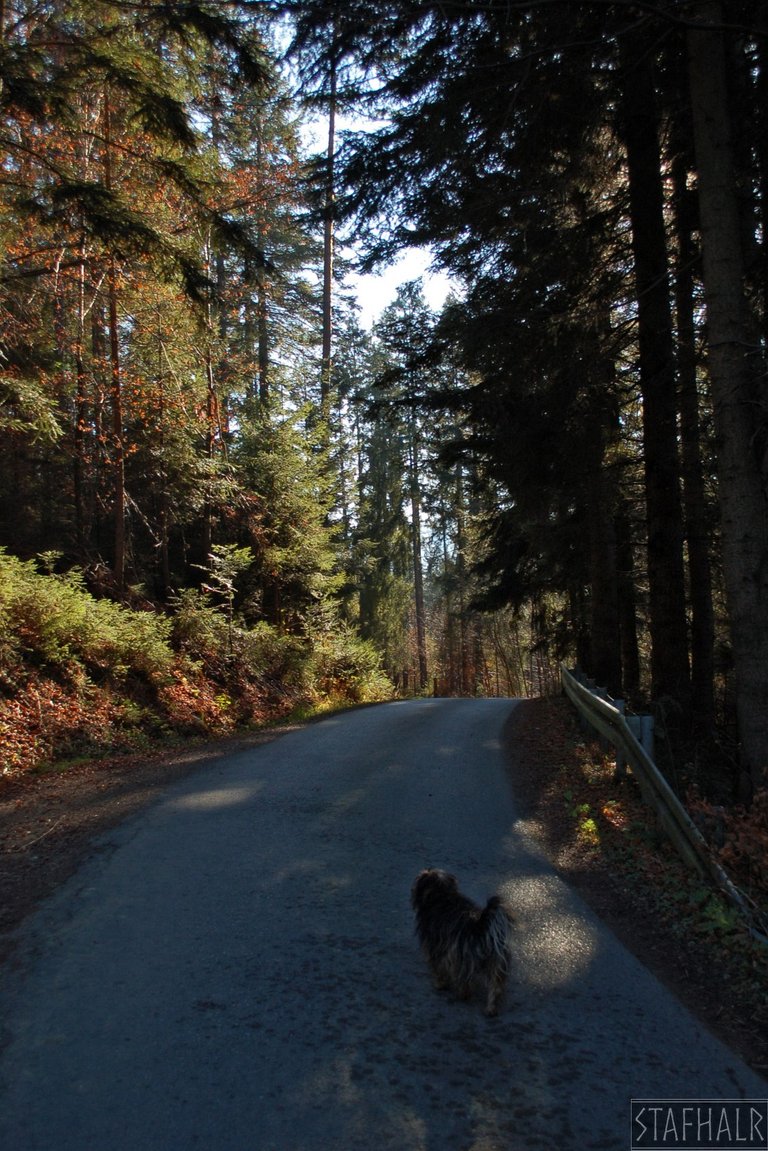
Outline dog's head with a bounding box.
[411,868,458,909]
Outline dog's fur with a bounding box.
[411,868,513,1016]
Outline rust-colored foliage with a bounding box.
[0,677,135,773]
[689,790,768,904]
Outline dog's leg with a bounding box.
[429,958,451,992]
[485,969,506,1017]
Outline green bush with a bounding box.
[308,620,394,703]
[170,589,307,715]
[0,551,174,686]
[170,587,231,674]
[74,595,173,683]
[0,549,393,773]
[236,621,304,684]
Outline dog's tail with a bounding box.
[479,896,514,970]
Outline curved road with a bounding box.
[0,699,764,1150]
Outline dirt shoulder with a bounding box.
[2,696,767,1077]
[504,696,768,1078]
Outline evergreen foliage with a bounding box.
[288,0,768,789]
[2,0,768,796]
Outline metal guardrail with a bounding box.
[560,663,768,946]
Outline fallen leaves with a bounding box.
[507,694,768,1073]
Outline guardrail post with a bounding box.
[626,714,655,761]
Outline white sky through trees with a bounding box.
[346,248,454,328]
[299,109,453,328]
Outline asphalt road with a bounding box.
[0,698,765,1150]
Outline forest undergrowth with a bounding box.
[0,550,393,776]
[509,697,768,1073]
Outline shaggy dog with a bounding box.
[411,868,514,1017]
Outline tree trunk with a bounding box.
[257,274,269,405]
[252,129,270,406]
[107,259,125,595]
[408,410,428,690]
[671,146,716,726]
[455,466,471,694]
[619,31,691,708]
[616,501,641,699]
[582,316,622,697]
[757,12,768,339]
[103,92,125,595]
[88,295,110,555]
[156,336,171,598]
[439,496,459,694]
[202,332,216,563]
[320,53,337,414]
[687,2,768,790]
[585,428,622,698]
[74,247,87,554]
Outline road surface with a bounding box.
[0,698,765,1150]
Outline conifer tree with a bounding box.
[618,22,690,709]
[686,1,768,788]
[373,281,434,690]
